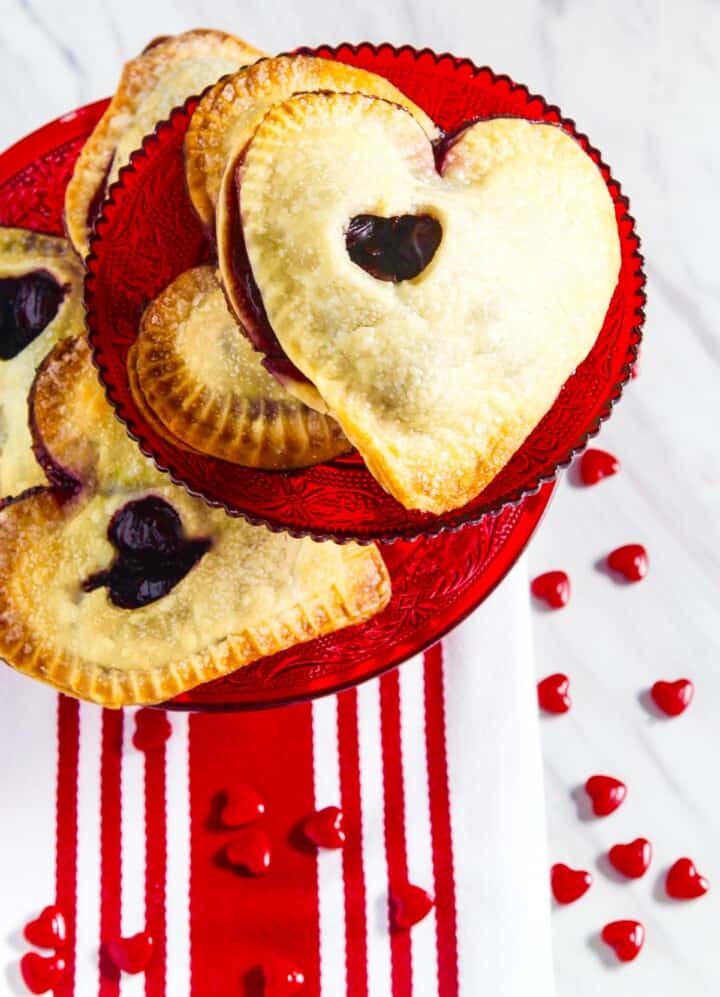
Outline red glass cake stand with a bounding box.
[86,43,644,545]
[0,45,644,709]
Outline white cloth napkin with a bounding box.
[0,556,553,996]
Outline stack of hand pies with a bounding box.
[0,31,392,708]
[0,29,620,706]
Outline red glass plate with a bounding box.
[86,43,644,544]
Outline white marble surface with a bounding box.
[1,0,718,994]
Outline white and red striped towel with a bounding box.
[0,559,553,997]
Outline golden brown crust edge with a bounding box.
[0,490,391,707]
[64,29,264,258]
[131,266,351,467]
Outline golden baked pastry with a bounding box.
[187,54,436,228]
[0,335,390,707]
[0,485,390,707]
[32,335,166,491]
[238,94,621,513]
[128,265,350,467]
[65,29,264,258]
[204,56,439,411]
[0,227,84,500]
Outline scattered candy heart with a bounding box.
[105,931,154,974]
[585,775,627,816]
[23,905,66,949]
[606,544,648,582]
[531,571,570,609]
[666,858,708,900]
[601,920,645,963]
[260,958,305,994]
[550,863,592,904]
[225,828,272,875]
[609,838,652,879]
[221,784,265,827]
[390,883,435,930]
[303,806,346,849]
[537,673,572,714]
[579,448,620,485]
[651,679,694,717]
[20,952,66,994]
[132,708,171,751]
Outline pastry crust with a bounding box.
[64,29,264,258]
[0,485,390,707]
[240,94,621,513]
[0,227,84,500]
[31,335,167,491]
[187,54,437,228]
[130,265,350,467]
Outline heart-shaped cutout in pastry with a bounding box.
[235,93,620,513]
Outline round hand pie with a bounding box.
[0,227,84,500]
[0,335,390,706]
[236,93,621,513]
[65,29,264,258]
[186,54,436,227]
[127,265,350,468]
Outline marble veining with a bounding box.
[1,1,718,994]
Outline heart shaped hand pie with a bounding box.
[0,335,390,706]
[0,227,84,500]
[65,28,264,257]
[128,265,350,467]
[235,93,620,513]
[186,54,436,228]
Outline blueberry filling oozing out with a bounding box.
[83,496,211,609]
[345,214,442,282]
[0,270,65,360]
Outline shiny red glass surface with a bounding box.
[85,43,644,544]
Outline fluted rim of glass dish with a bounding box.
[85,42,645,545]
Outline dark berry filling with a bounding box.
[83,496,211,609]
[0,270,64,360]
[345,214,442,282]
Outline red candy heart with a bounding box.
[106,931,154,974]
[24,905,66,949]
[579,448,620,485]
[531,571,570,609]
[225,828,272,875]
[132,708,171,751]
[609,838,652,879]
[651,679,694,717]
[550,863,592,904]
[261,959,305,994]
[601,920,645,962]
[607,544,648,582]
[666,858,709,900]
[537,674,571,714]
[303,806,346,849]
[20,953,66,994]
[390,883,434,931]
[585,775,627,816]
[221,784,265,827]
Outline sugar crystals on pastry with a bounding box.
[128,265,350,468]
[0,334,390,707]
[64,29,264,257]
[235,93,621,513]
